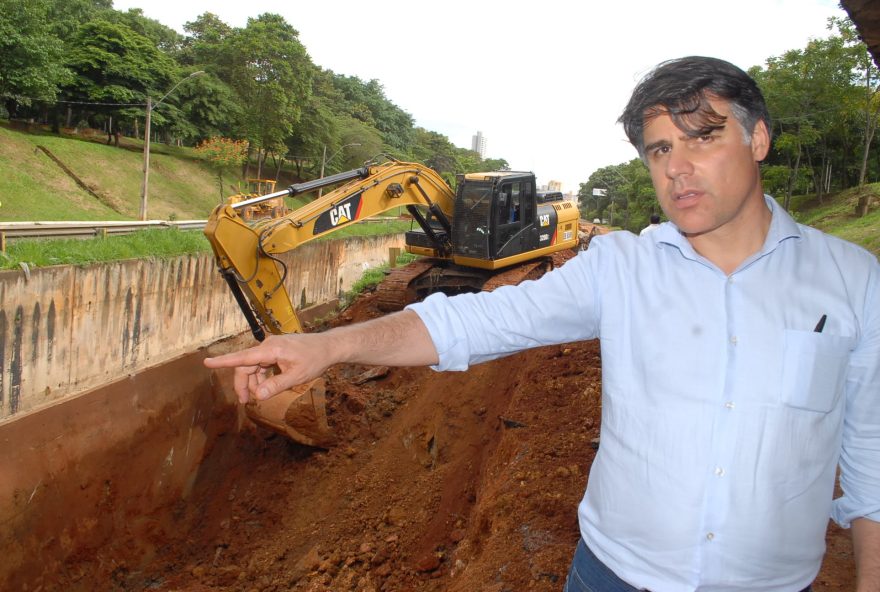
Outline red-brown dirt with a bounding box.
[26,252,856,591]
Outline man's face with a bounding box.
[641,97,769,238]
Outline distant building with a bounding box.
[547,180,562,192]
[471,131,487,158]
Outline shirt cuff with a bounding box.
[831,497,880,528]
[406,292,472,372]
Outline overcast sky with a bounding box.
[113,0,847,192]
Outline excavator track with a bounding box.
[481,257,554,292]
[376,256,556,312]
[375,259,438,312]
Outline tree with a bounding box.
[106,8,182,55]
[325,72,414,153]
[180,12,233,68]
[196,137,250,200]
[0,0,73,117]
[750,16,878,209]
[220,13,315,178]
[62,19,180,135]
[579,160,653,231]
[410,128,460,184]
[828,18,880,219]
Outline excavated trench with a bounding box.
[0,276,856,592]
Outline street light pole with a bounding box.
[140,95,152,221]
[317,142,361,197]
[139,71,205,221]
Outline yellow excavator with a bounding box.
[226,179,288,221]
[204,158,580,446]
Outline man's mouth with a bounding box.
[674,190,700,201]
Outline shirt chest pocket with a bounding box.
[781,330,856,413]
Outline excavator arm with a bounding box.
[204,159,456,339]
[203,159,457,448]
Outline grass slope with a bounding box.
[788,184,880,255]
[0,124,241,221]
[0,123,877,269]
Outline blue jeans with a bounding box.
[563,538,813,592]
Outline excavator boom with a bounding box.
[204,159,457,447]
[205,159,455,338]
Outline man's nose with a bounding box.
[665,147,694,179]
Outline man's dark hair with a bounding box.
[650,214,661,224]
[619,56,771,158]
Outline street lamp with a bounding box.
[317,143,361,197]
[139,71,205,221]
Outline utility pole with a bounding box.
[317,143,360,198]
[139,71,204,221]
[139,96,152,221]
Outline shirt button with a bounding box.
[706,532,715,541]
[714,467,725,477]
[724,401,735,410]
[730,335,738,345]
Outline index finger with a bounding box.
[204,346,276,369]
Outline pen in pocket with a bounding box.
[814,314,827,333]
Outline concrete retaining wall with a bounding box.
[0,234,404,422]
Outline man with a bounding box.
[640,213,661,235]
[205,57,879,591]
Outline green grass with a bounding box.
[0,123,241,221]
[0,219,414,270]
[784,183,880,256]
[343,251,419,303]
[0,228,210,269]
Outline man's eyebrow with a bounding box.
[644,139,670,153]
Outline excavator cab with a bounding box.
[450,172,542,261]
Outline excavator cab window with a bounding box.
[491,178,539,259]
[452,181,493,259]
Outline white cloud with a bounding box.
[114,0,846,192]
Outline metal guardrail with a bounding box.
[0,220,207,240]
[0,217,407,251]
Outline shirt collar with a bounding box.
[653,195,803,267]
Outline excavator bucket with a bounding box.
[244,378,336,448]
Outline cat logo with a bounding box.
[330,202,353,226]
[539,214,550,227]
[313,193,363,235]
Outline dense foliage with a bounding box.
[1,3,876,233]
[0,1,508,188]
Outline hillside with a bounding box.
[0,123,878,257]
[0,124,295,222]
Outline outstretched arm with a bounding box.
[853,517,880,592]
[204,309,438,403]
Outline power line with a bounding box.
[1,94,146,107]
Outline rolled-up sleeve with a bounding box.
[832,263,880,527]
[406,246,604,372]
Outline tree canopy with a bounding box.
[2,6,510,192]
[2,7,877,224]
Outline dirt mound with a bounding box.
[31,252,855,591]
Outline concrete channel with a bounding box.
[0,234,404,588]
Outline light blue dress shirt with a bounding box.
[408,197,880,592]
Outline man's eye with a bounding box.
[697,134,714,143]
[651,145,670,157]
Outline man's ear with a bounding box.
[751,119,770,162]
